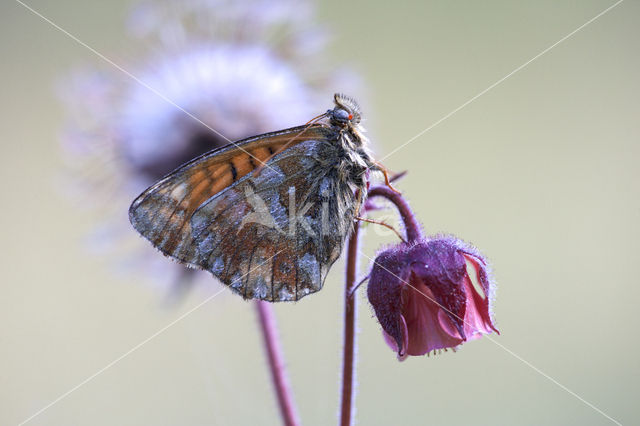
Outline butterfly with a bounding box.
[129,93,389,302]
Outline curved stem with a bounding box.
[255,301,299,426]
[367,185,424,242]
[340,220,360,426]
[338,185,418,424]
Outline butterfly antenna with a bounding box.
[280,111,328,152]
[305,111,329,125]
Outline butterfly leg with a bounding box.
[348,274,370,298]
[373,162,402,194]
[355,216,407,243]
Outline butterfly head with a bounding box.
[329,93,362,128]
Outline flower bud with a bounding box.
[367,237,498,359]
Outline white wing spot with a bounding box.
[170,183,188,200]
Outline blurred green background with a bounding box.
[1,1,638,425]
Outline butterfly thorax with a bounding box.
[335,127,373,189]
[327,94,376,189]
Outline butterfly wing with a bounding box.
[130,125,358,301]
[129,124,327,264]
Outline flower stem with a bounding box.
[340,219,360,426]
[255,301,299,426]
[368,185,423,242]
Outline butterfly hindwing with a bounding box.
[190,138,358,301]
[129,126,357,301]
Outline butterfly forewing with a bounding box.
[129,124,357,301]
[130,124,324,262]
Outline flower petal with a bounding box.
[382,314,410,361]
[401,283,464,355]
[408,241,468,338]
[367,247,412,355]
[462,253,499,337]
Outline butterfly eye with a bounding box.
[332,108,350,123]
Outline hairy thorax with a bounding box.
[336,126,374,190]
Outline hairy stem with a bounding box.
[255,301,299,426]
[340,219,360,426]
[338,184,418,424]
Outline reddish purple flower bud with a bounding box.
[367,237,498,359]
